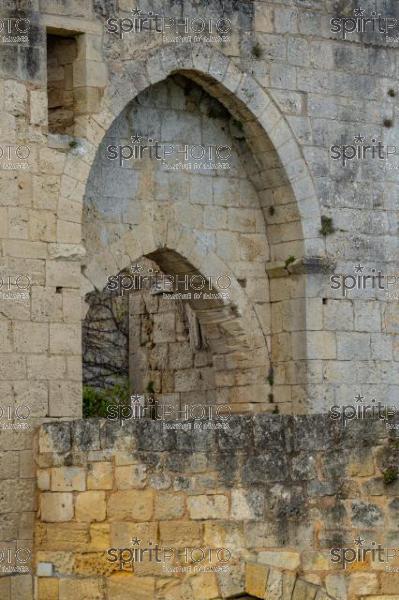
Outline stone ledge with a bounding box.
[266,257,336,278]
[37,414,388,455]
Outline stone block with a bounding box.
[190,573,220,599]
[292,331,336,360]
[38,578,58,600]
[4,80,27,115]
[28,356,66,381]
[49,380,81,417]
[110,522,158,547]
[266,568,284,600]
[3,240,47,259]
[384,304,399,334]
[37,470,50,491]
[115,464,147,490]
[75,491,106,522]
[62,289,81,322]
[50,323,81,354]
[325,574,347,600]
[87,462,113,490]
[40,493,74,522]
[20,449,35,478]
[354,301,381,332]
[59,578,105,600]
[57,220,81,244]
[283,572,297,600]
[39,423,71,453]
[14,321,49,353]
[39,147,66,175]
[159,521,203,546]
[337,332,370,360]
[0,353,26,379]
[153,312,176,343]
[348,573,378,595]
[37,522,89,552]
[30,209,57,242]
[245,562,269,597]
[231,489,265,520]
[10,575,32,600]
[30,89,47,126]
[154,492,185,520]
[106,575,155,600]
[89,523,110,550]
[0,321,12,352]
[258,551,301,570]
[46,260,80,288]
[51,467,86,492]
[107,490,154,521]
[292,579,318,600]
[31,286,63,322]
[323,299,353,331]
[301,551,330,571]
[188,494,228,520]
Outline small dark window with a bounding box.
[46,32,77,134]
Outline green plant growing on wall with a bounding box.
[319,216,335,236]
[382,466,398,485]
[83,379,130,418]
[284,256,296,268]
[267,367,274,386]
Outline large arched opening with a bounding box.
[67,45,321,416]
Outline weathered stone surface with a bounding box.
[4,2,399,594]
[187,494,228,520]
[40,493,74,522]
[75,491,106,522]
[245,562,269,597]
[87,462,113,490]
[107,490,154,521]
[259,551,301,571]
[51,467,86,492]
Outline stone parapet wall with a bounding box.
[35,415,399,599]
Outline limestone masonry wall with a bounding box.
[0,0,399,598]
[35,416,399,600]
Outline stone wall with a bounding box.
[35,415,399,600]
[0,0,399,599]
